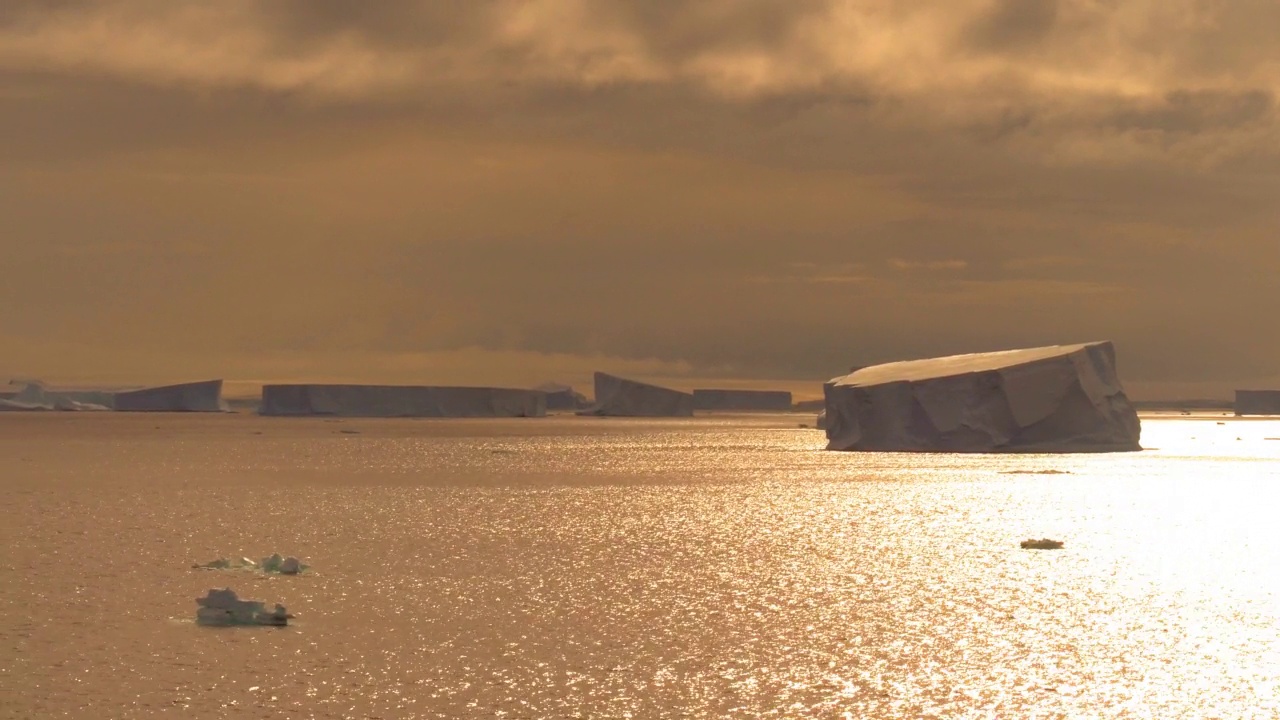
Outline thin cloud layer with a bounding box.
[1,1,1276,397]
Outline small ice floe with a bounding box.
[1020,538,1065,550]
[195,588,293,627]
[192,554,309,574]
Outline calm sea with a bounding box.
[3,412,1279,718]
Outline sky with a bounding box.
[1,0,1277,399]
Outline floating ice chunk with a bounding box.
[193,554,307,574]
[1020,538,1064,550]
[260,553,309,574]
[195,588,292,626]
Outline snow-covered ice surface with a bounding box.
[5,411,1280,718]
[580,372,694,417]
[824,341,1141,452]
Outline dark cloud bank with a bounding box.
[1,1,1276,397]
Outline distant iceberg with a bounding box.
[1235,390,1280,416]
[534,382,589,411]
[113,380,226,412]
[579,372,694,417]
[692,389,792,411]
[259,384,547,418]
[0,382,113,411]
[823,341,1141,453]
[193,554,309,574]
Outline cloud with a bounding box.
[0,1,1277,397]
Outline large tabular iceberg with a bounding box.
[579,373,693,417]
[259,384,547,417]
[1235,390,1280,416]
[113,380,226,412]
[692,389,793,411]
[823,341,1141,453]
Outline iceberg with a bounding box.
[1235,390,1280,416]
[259,553,304,575]
[259,384,547,417]
[112,379,226,412]
[0,397,110,412]
[534,382,589,411]
[196,588,292,627]
[0,382,114,411]
[823,341,1141,453]
[579,372,694,417]
[692,389,793,411]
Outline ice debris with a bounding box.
[192,554,308,574]
[260,553,303,575]
[1020,538,1065,550]
[196,588,292,627]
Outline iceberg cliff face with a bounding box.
[259,385,547,417]
[823,341,1141,453]
[692,389,792,411]
[113,380,225,412]
[580,373,693,417]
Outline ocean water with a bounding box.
[3,412,1279,719]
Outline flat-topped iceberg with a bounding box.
[113,380,226,412]
[196,588,292,627]
[692,389,792,411]
[1235,390,1280,416]
[579,372,693,417]
[259,385,546,418]
[823,341,1141,453]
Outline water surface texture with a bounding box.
[3,413,1279,718]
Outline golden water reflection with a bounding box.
[2,412,1278,718]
